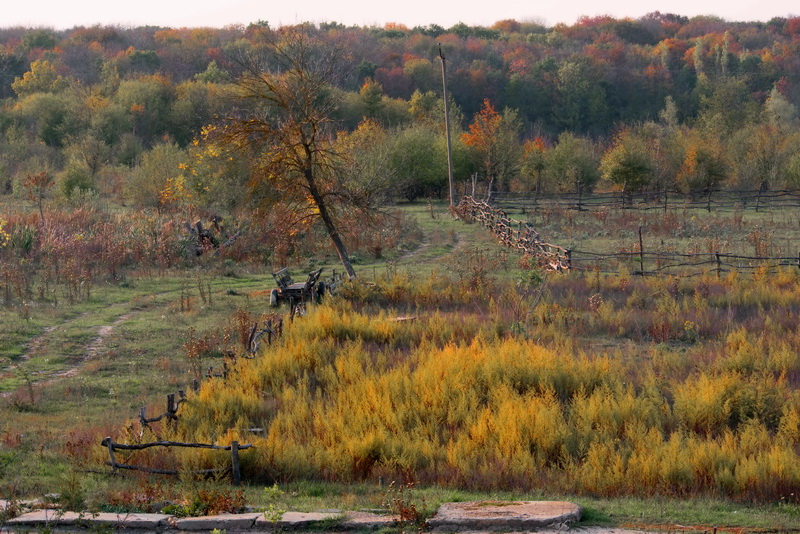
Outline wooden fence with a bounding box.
[569,249,800,277]
[456,196,570,271]
[101,437,252,485]
[98,311,292,483]
[458,196,800,278]
[492,188,800,213]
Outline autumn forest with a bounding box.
[1,13,800,208]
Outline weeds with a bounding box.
[258,483,286,524]
[382,481,428,533]
[171,269,800,503]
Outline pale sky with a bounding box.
[2,0,797,30]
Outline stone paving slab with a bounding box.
[174,512,262,530]
[7,510,171,529]
[4,501,586,532]
[7,510,82,526]
[338,511,398,530]
[428,501,581,531]
[254,511,342,530]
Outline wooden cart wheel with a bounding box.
[317,281,326,300]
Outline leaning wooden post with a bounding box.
[104,437,118,474]
[756,183,764,213]
[139,407,149,431]
[715,252,721,278]
[231,441,241,486]
[167,394,176,417]
[638,225,645,277]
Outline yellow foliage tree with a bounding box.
[11,60,67,97]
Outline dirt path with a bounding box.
[395,226,464,266]
[50,313,131,379]
[1,312,132,397]
[396,235,433,263]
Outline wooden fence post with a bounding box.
[104,437,118,474]
[638,226,645,276]
[167,394,176,417]
[715,252,721,278]
[231,441,241,486]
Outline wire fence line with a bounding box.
[492,188,800,214]
[457,196,800,278]
[569,249,800,277]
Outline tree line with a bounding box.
[1,15,799,246]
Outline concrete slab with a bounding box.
[89,512,173,529]
[428,501,581,531]
[254,511,342,530]
[6,510,82,526]
[174,512,262,530]
[6,510,172,529]
[339,511,398,530]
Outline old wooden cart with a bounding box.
[269,267,325,308]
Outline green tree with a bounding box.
[600,129,653,194]
[333,119,396,208]
[359,77,385,119]
[403,58,438,93]
[764,86,799,131]
[195,60,228,84]
[546,132,600,195]
[125,142,186,209]
[22,29,58,51]
[387,122,447,200]
[115,76,175,145]
[169,80,219,146]
[13,92,84,148]
[408,90,439,123]
[553,60,609,134]
[697,76,758,136]
[521,137,548,196]
[90,103,133,146]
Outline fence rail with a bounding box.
[492,188,800,213]
[101,437,252,484]
[569,249,800,277]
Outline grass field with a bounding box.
[2,199,800,531]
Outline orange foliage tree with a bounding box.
[461,99,522,194]
[214,28,362,278]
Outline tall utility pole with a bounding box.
[439,43,456,208]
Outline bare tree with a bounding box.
[217,27,358,278]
